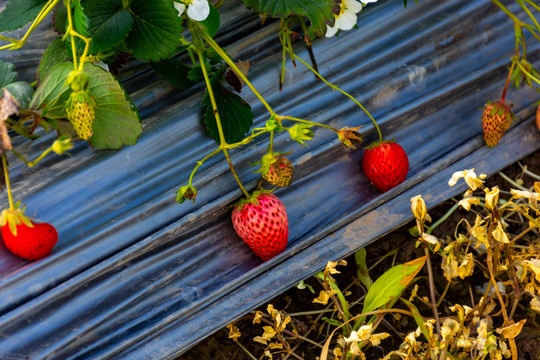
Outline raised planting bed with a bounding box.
[0,0,539,359]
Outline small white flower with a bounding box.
[326,0,365,38]
[174,0,210,21]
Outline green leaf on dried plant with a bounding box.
[0,0,48,32]
[355,248,373,290]
[243,0,336,37]
[125,0,183,61]
[400,297,431,342]
[0,60,17,88]
[81,0,133,54]
[151,58,193,89]
[31,62,141,149]
[321,317,341,327]
[37,37,70,82]
[202,75,253,144]
[361,256,426,317]
[200,4,220,37]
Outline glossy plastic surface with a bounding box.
[0,0,539,359]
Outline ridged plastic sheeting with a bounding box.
[0,0,539,359]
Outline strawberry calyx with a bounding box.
[66,70,90,92]
[251,150,292,177]
[232,188,275,212]
[0,202,34,236]
[363,138,396,150]
[484,100,515,122]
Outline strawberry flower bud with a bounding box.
[287,124,314,146]
[52,136,73,155]
[176,185,198,204]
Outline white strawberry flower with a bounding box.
[325,0,378,38]
[174,0,210,22]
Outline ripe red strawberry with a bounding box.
[231,191,288,261]
[482,100,513,147]
[264,155,293,187]
[2,222,58,260]
[362,141,409,192]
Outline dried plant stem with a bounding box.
[423,243,441,334]
[234,340,258,360]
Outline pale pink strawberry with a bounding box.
[231,191,288,261]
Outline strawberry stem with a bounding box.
[64,0,79,70]
[281,115,337,132]
[194,28,250,199]
[2,154,14,210]
[201,31,276,117]
[11,147,53,167]
[515,58,540,86]
[0,0,60,51]
[291,54,384,142]
[501,59,516,103]
[269,130,275,154]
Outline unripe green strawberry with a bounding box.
[231,191,288,261]
[482,100,513,147]
[264,155,293,187]
[362,141,409,192]
[66,90,96,140]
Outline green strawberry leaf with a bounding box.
[80,0,133,54]
[37,37,70,82]
[243,0,336,37]
[0,0,48,32]
[200,4,220,37]
[355,248,374,290]
[125,0,183,61]
[361,256,426,316]
[202,73,253,144]
[73,0,89,37]
[187,63,212,83]
[0,60,18,88]
[30,63,71,118]
[52,3,68,34]
[30,62,142,149]
[151,58,193,89]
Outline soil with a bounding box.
[180,149,540,360]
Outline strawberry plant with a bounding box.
[483,0,540,146]
[0,0,534,268]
